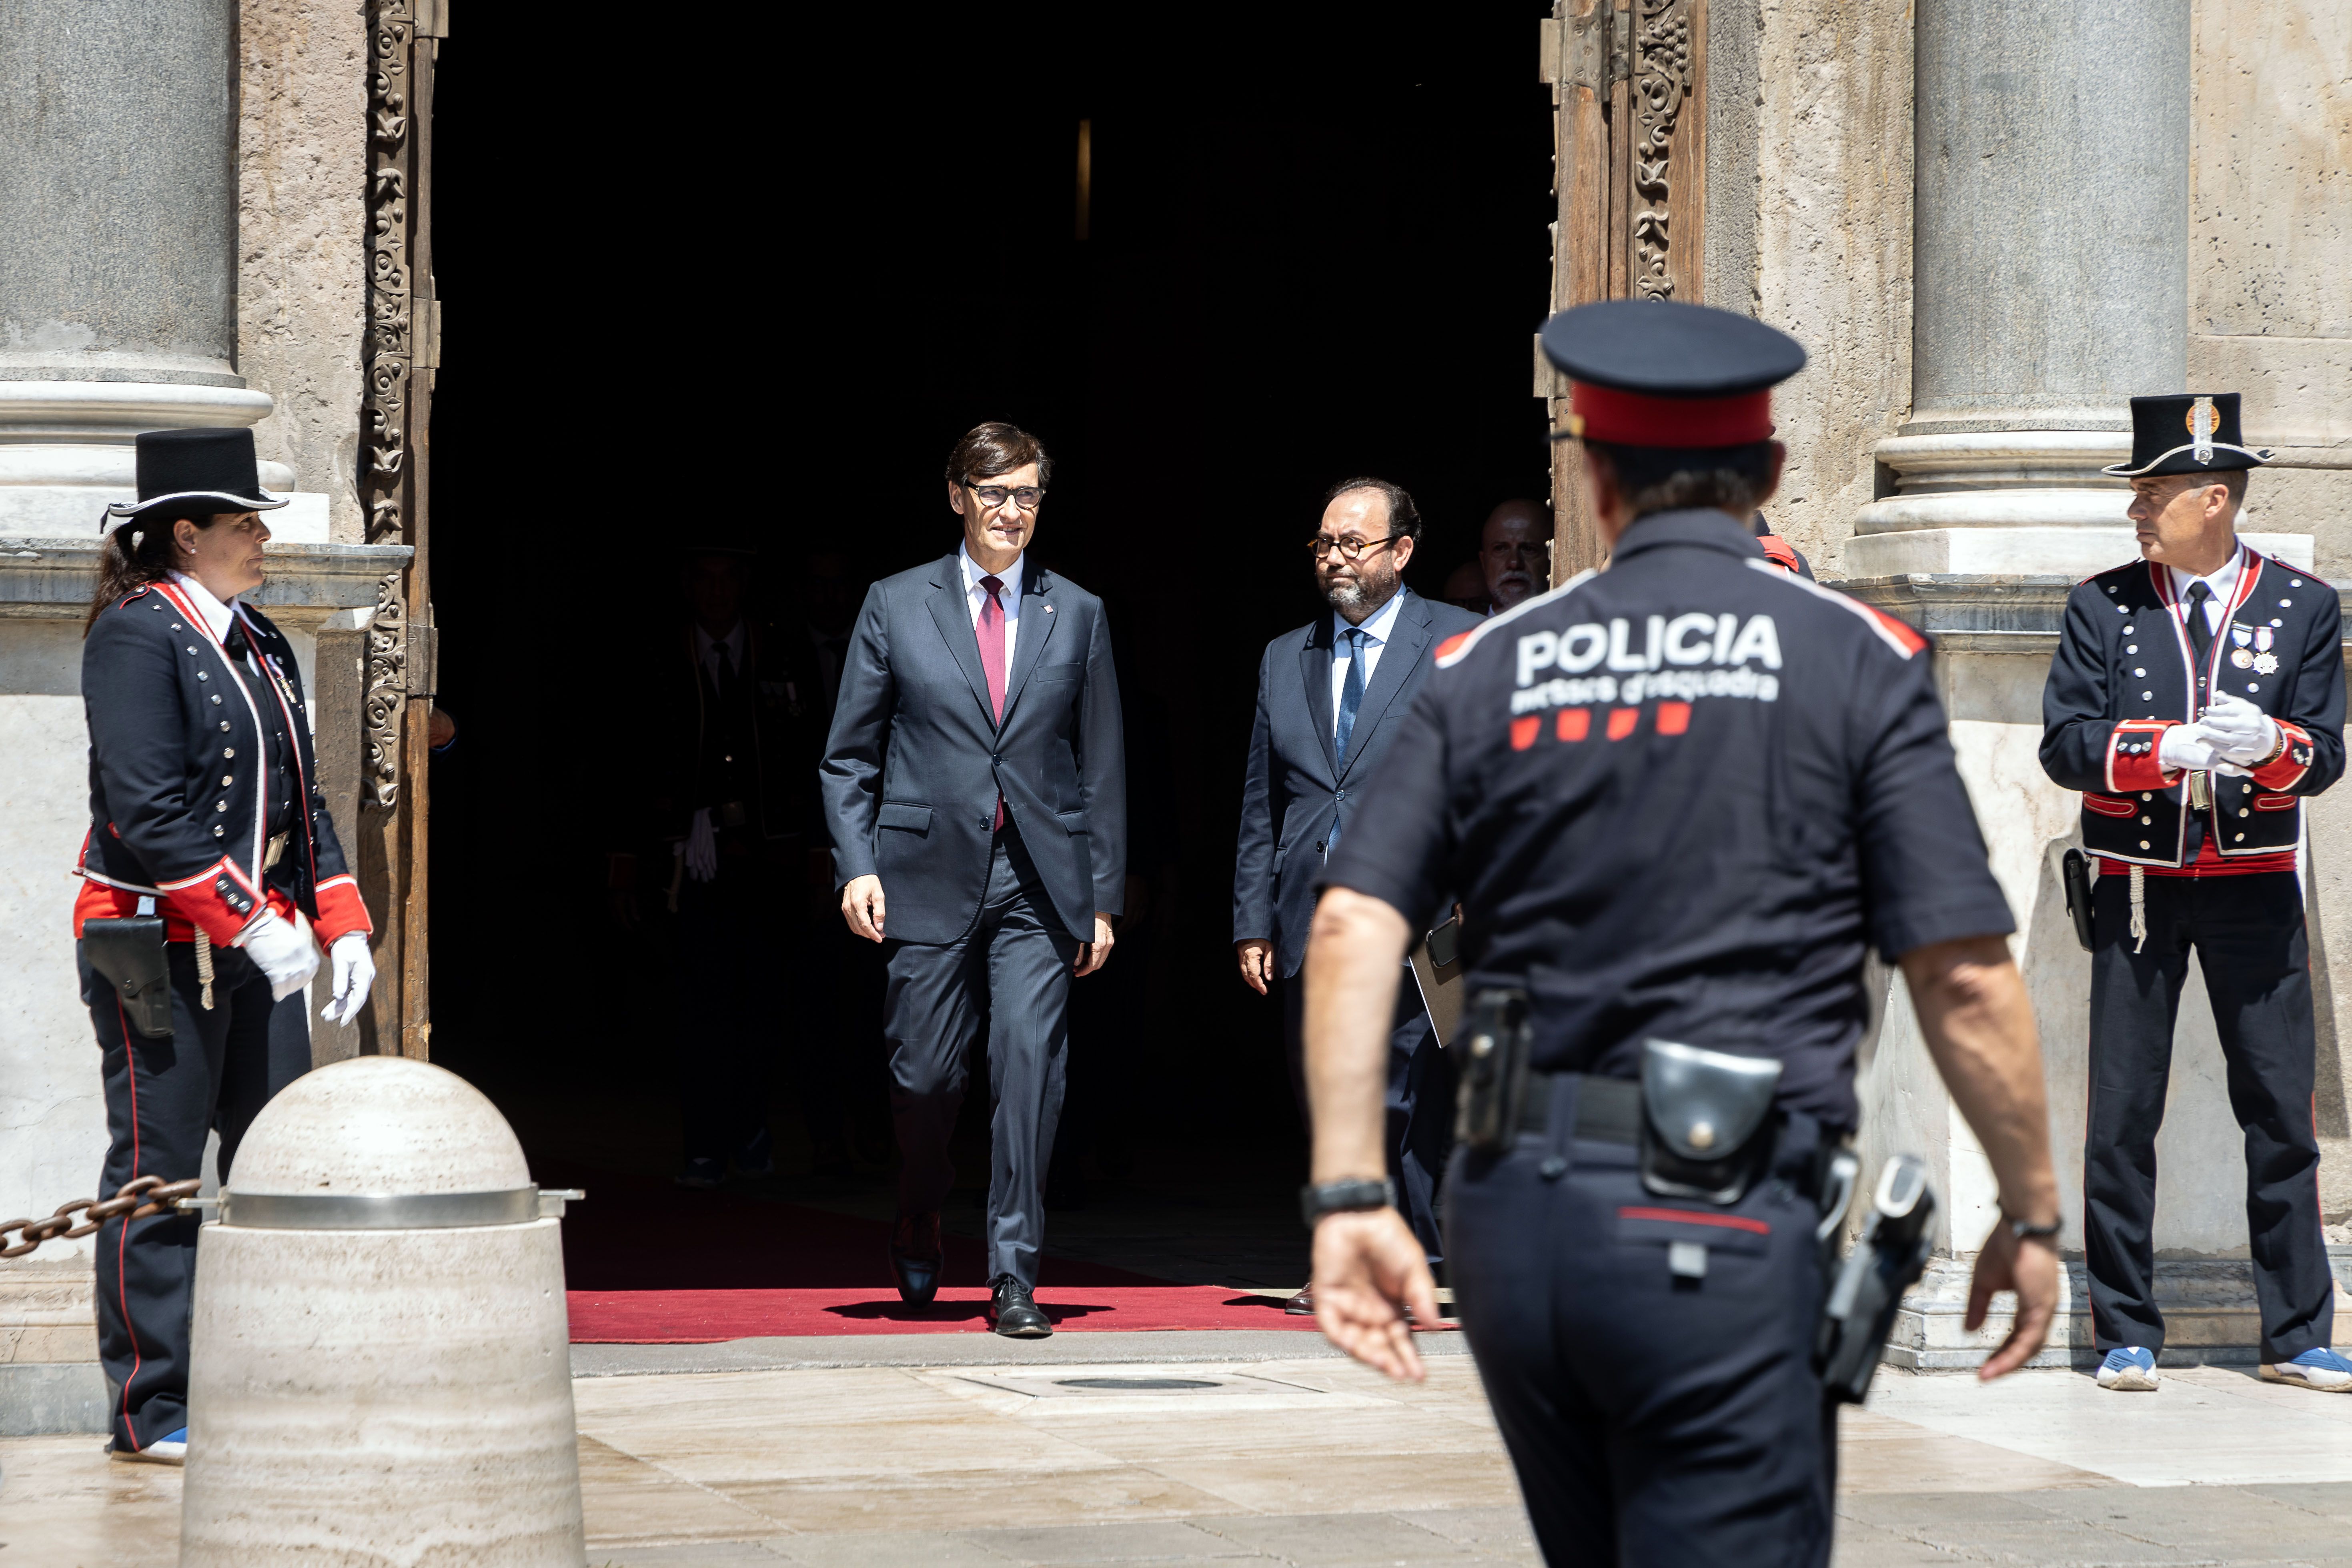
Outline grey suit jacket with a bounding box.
[1232,587,1485,979]
[821,552,1127,945]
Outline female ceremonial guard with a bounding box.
[74,429,377,1464]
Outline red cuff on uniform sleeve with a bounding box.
[2107,719,2176,793]
[155,857,268,947]
[311,873,375,947]
[2252,721,2317,791]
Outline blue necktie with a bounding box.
[1335,627,1366,770]
[1329,628,1366,857]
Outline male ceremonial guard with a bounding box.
[2041,393,2350,1394]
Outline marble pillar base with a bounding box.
[0,380,329,541]
[1886,1250,2352,1372]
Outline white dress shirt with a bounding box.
[2168,544,2244,637]
[169,570,238,645]
[1329,588,1406,737]
[693,618,747,685]
[958,544,1024,669]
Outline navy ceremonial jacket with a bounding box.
[2040,547,2344,867]
[76,578,371,947]
[819,551,1126,945]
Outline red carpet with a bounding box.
[567,1284,1319,1342]
[549,1167,1318,1342]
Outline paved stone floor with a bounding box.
[11,1333,2352,1565]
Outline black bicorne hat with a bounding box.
[2102,394,2272,479]
[101,428,287,531]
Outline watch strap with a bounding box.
[1299,1176,1396,1228]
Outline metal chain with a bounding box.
[0,1176,204,1259]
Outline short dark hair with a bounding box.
[1321,476,1422,544]
[946,422,1053,488]
[1581,440,1778,519]
[2220,469,2250,507]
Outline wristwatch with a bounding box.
[1299,1177,1396,1229]
[2005,1212,2062,1245]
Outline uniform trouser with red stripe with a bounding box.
[81,939,310,1452]
[2085,869,2333,1360]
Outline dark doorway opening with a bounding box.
[424,2,1553,1300]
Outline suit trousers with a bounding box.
[1284,967,1456,1266]
[82,937,309,1453]
[884,824,1079,1287]
[671,849,787,1164]
[2085,869,2332,1359]
[1447,1078,1837,1568]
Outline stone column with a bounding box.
[1844,0,2328,1368]
[0,0,323,539]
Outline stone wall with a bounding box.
[1746,0,1913,579]
[237,0,370,543]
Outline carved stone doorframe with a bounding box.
[359,0,445,1061]
[1540,0,1707,575]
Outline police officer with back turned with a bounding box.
[2041,393,2350,1395]
[1296,300,2064,1566]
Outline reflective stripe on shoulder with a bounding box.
[1740,557,1925,659]
[1432,569,1599,669]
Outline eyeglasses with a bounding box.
[1309,533,1403,562]
[965,482,1046,511]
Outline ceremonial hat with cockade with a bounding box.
[102,428,287,530]
[2102,393,2272,478]
[1539,299,1807,449]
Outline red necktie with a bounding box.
[979,576,1008,829]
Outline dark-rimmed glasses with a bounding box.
[1310,533,1403,563]
[965,482,1046,511]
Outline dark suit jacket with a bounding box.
[821,551,1126,945]
[1233,587,1485,978]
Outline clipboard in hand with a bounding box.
[1408,915,1465,1047]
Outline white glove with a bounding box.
[684,808,718,883]
[237,910,321,1001]
[2194,691,2279,766]
[320,933,377,1025]
[2158,725,2218,775]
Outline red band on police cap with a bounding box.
[1569,381,1774,447]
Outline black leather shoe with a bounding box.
[987,1275,1052,1338]
[890,1213,944,1304]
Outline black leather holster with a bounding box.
[1637,1039,1783,1206]
[84,915,173,1040]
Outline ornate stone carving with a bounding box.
[365,2,414,543]
[1630,0,1691,300]
[364,569,408,810]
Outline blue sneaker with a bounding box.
[2096,1346,2160,1391]
[109,1426,186,1466]
[2263,1347,2352,1392]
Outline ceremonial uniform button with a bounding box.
[210,695,222,705]
[2142,691,2153,699]
[2292,579,2304,587]
[185,645,197,654]
[221,775,234,786]
[212,825,225,838]
[224,747,235,758]
[219,720,231,731]
[2240,808,2250,817]
[2127,645,2138,654]
[2124,625,2135,635]
[2134,668,2146,676]
[2140,839,2152,849]
[2140,815,2151,825]
[2282,600,2293,607]
[2249,684,2261,693]
[215,801,227,812]
[2237,833,2247,841]
[196,672,208,682]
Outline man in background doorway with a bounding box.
[1233,478,1484,1310]
[1478,498,1553,611]
[611,536,828,1187]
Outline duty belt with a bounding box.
[1517,1071,1642,1142]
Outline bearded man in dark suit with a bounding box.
[1233,477,1485,1304]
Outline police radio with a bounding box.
[1815,1154,1937,1404]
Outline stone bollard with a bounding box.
[180,1056,585,1566]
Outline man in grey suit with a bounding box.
[823,422,1126,1338]
[1234,477,1486,1299]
